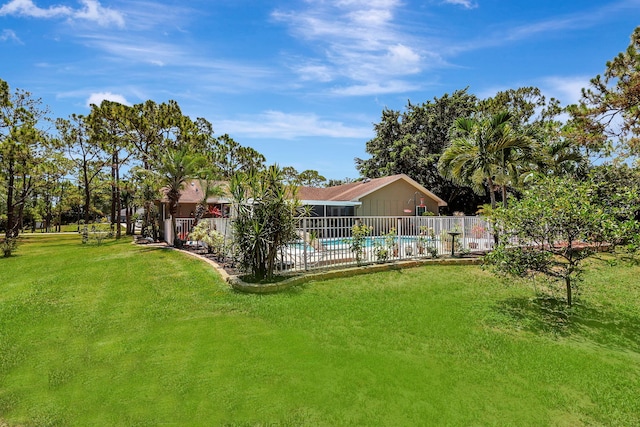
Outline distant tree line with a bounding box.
[2,25,640,279]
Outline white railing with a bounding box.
[278,216,493,273]
[175,218,196,241]
[170,215,494,274]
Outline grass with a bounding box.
[0,234,639,426]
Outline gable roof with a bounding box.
[298,174,447,207]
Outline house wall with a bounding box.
[175,203,197,218]
[356,180,440,216]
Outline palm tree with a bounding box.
[194,171,225,225]
[157,148,205,247]
[438,112,535,209]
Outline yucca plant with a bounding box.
[230,165,304,281]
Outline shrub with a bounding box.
[189,221,225,256]
[1,237,17,257]
[80,224,113,246]
[350,223,372,265]
[230,165,305,281]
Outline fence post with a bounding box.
[397,217,403,260]
[303,217,308,271]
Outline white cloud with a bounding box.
[273,0,430,94]
[78,34,181,66]
[218,111,372,139]
[0,0,124,27]
[74,0,124,27]
[0,0,71,18]
[386,44,421,72]
[295,63,334,82]
[331,80,419,96]
[0,28,21,43]
[442,0,478,9]
[542,76,591,105]
[86,92,129,107]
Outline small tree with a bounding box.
[350,223,372,265]
[485,176,639,306]
[230,165,305,281]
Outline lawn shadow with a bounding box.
[495,296,640,352]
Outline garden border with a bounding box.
[141,239,484,294]
[226,257,483,294]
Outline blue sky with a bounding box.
[1,0,639,180]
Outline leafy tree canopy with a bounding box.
[568,26,640,162]
[356,88,485,213]
[485,172,640,306]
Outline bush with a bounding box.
[230,165,305,281]
[350,223,372,265]
[80,224,114,246]
[1,237,17,257]
[188,221,225,255]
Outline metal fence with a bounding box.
[174,215,493,274]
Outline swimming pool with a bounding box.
[319,235,438,248]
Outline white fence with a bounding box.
[173,215,494,274]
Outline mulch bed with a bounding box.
[182,246,242,276]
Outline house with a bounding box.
[156,180,232,242]
[157,180,232,221]
[157,173,447,244]
[298,174,447,217]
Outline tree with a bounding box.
[298,169,327,187]
[36,153,73,232]
[119,178,137,235]
[482,87,587,181]
[156,148,205,247]
[280,166,327,187]
[87,101,133,238]
[57,114,108,224]
[213,134,266,179]
[356,89,483,212]
[230,165,304,281]
[120,100,214,239]
[568,26,640,161]
[0,79,49,250]
[485,175,639,306]
[438,112,535,209]
[326,177,356,187]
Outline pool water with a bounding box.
[320,236,437,248]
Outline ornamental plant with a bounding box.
[188,221,225,256]
[230,165,305,281]
[350,223,372,265]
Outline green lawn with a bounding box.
[1,234,639,426]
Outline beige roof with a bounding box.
[298,174,447,207]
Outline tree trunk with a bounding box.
[5,155,15,240]
[110,152,117,235]
[171,216,182,247]
[565,276,572,307]
[486,177,497,210]
[44,193,52,233]
[83,167,91,223]
[125,206,132,235]
[56,182,66,233]
[115,152,121,239]
[487,177,499,245]
[502,185,508,208]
